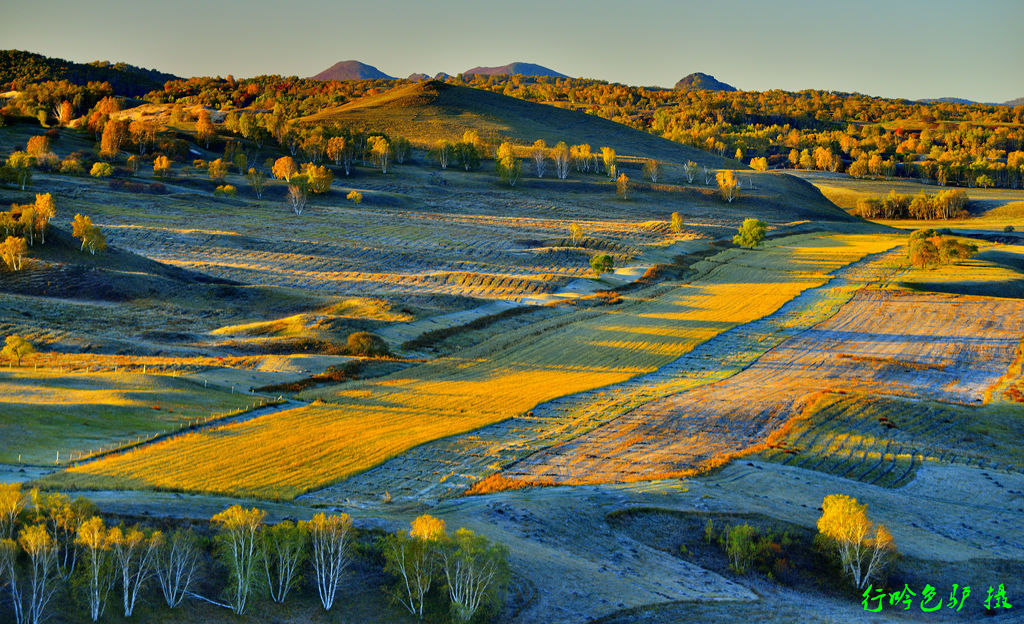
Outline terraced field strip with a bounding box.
[304,239,904,504]
[502,288,1024,487]
[51,234,899,499]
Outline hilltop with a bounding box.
[674,72,737,92]
[310,60,395,81]
[463,62,567,78]
[0,49,178,96]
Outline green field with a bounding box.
[0,369,255,464]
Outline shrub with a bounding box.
[345,332,390,357]
[59,157,84,176]
[89,162,113,178]
[908,238,940,268]
[1004,225,1015,233]
[347,190,362,204]
[733,218,767,248]
[214,184,237,197]
[590,253,614,276]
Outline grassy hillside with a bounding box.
[299,80,861,224]
[301,80,727,164]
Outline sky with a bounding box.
[3,0,1023,102]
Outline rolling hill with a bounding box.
[309,60,395,81]
[298,80,859,223]
[463,62,567,78]
[674,72,737,92]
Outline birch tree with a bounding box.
[381,514,446,619]
[0,538,20,623]
[616,172,629,200]
[286,182,308,216]
[33,491,95,581]
[211,505,265,615]
[370,136,391,174]
[262,520,308,604]
[109,525,161,617]
[716,170,739,202]
[246,168,266,199]
[569,222,583,246]
[195,109,216,148]
[272,156,298,182]
[7,152,33,190]
[530,139,547,178]
[153,155,172,179]
[496,142,521,187]
[0,237,27,272]
[155,528,199,609]
[440,528,509,623]
[683,160,698,183]
[75,517,115,622]
[0,483,24,539]
[434,140,452,170]
[642,159,663,183]
[570,144,592,173]
[817,494,896,590]
[18,524,58,624]
[309,512,352,611]
[551,142,570,179]
[670,212,684,234]
[601,147,616,178]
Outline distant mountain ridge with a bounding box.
[0,49,178,97]
[918,97,977,105]
[310,60,395,81]
[462,62,567,78]
[674,72,736,92]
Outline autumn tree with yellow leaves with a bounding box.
[716,170,739,202]
[816,494,896,590]
[381,514,446,619]
[211,505,265,615]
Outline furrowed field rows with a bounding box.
[761,392,1024,485]
[503,288,1024,487]
[76,192,691,299]
[303,240,905,504]
[48,234,899,499]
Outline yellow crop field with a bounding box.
[50,234,901,499]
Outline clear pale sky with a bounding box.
[3,0,1022,102]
